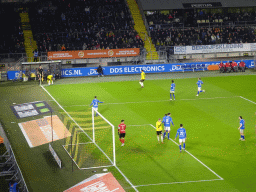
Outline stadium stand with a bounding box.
[28,0,144,52]
[146,8,256,47]
[146,9,256,28]
[150,26,256,47]
[0,4,25,54]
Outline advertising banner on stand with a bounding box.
[174,43,256,55]
[48,48,140,60]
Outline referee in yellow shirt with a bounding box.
[139,70,145,88]
[156,118,163,143]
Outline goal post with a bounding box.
[91,107,116,167]
[63,107,116,170]
[20,60,62,84]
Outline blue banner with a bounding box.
[60,59,254,77]
[7,59,254,80]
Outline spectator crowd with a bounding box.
[146,9,256,28]
[150,26,256,47]
[29,0,144,52]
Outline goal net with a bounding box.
[21,60,62,82]
[63,107,116,169]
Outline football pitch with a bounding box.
[43,74,256,191]
[1,72,256,191]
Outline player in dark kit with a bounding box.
[118,120,126,146]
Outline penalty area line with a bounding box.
[239,96,256,105]
[149,124,224,181]
[62,96,240,107]
[134,178,223,188]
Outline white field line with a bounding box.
[135,179,223,188]
[239,96,256,105]
[62,145,80,169]
[149,124,223,180]
[41,85,138,192]
[62,96,240,107]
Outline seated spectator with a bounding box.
[225,61,232,73]
[218,61,225,73]
[231,60,238,72]
[239,61,246,72]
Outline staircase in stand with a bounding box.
[126,0,159,61]
[20,12,37,62]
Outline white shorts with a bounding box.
[170,91,175,94]
[198,87,201,91]
[93,107,98,112]
[164,127,170,131]
[179,138,185,143]
[240,129,244,134]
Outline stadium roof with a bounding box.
[140,0,256,10]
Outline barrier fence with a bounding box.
[6,59,255,79]
[0,123,29,192]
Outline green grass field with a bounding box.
[1,72,256,192]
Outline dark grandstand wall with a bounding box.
[140,0,256,10]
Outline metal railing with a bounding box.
[0,123,29,192]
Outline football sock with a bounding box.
[241,135,243,139]
[168,133,170,139]
[183,143,185,149]
[200,90,203,92]
[122,139,125,144]
[179,145,181,151]
[139,82,142,86]
[161,136,163,142]
[142,82,144,86]
[163,132,166,138]
[173,94,175,99]
[157,136,159,142]
[170,94,172,99]
[242,135,244,139]
[197,91,199,95]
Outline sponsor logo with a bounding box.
[15,72,21,78]
[88,69,98,75]
[80,181,118,192]
[78,52,84,58]
[174,46,186,53]
[171,65,182,71]
[108,50,114,56]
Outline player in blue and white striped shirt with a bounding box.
[196,78,205,96]
[175,124,186,152]
[163,113,174,140]
[170,80,175,100]
[238,116,245,141]
[90,96,103,116]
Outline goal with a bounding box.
[20,60,62,83]
[63,107,116,170]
